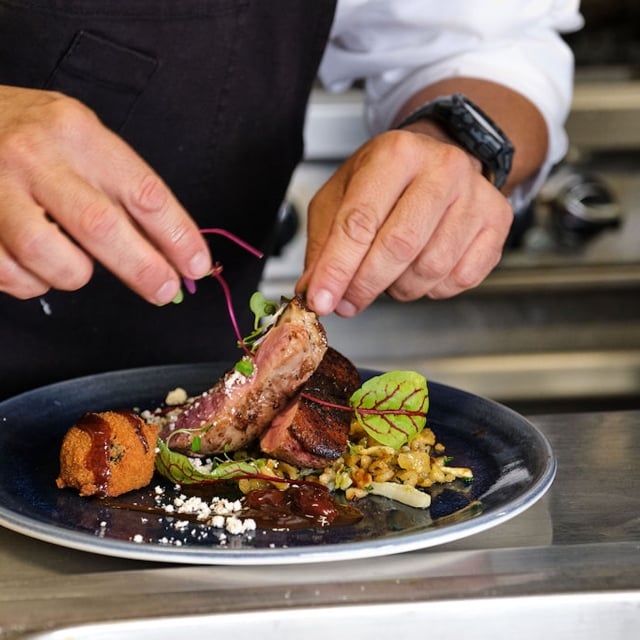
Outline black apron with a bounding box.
[0,0,337,399]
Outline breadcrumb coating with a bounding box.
[56,410,159,497]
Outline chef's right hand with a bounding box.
[0,86,212,304]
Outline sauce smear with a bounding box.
[243,483,363,529]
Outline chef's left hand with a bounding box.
[297,128,513,317]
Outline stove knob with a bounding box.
[549,172,622,247]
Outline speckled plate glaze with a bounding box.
[0,363,555,565]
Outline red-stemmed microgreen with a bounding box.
[178,228,275,369]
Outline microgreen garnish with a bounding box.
[242,292,281,349]
[177,228,264,350]
[229,293,282,376]
[234,357,255,377]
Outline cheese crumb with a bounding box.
[165,387,188,405]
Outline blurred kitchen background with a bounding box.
[260,0,640,415]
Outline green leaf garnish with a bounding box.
[239,292,281,350]
[155,439,265,484]
[350,371,429,450]
[234,358,255,377]
[249,291,279,323]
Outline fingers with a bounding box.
[0,89,212,303]
[298,130,513,316]
[31,167,185,304]
[301,131,423,314]
[0,176,95,298]
[387,220,509,302]
[385,178,512,302]
[0,242,50,299]
[88,129,212,284]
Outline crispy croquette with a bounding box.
[56,410,159,497]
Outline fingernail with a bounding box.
[189,251,211,278]
[310,289,334,315]
[154,279,180,305]
[335,298,358,317]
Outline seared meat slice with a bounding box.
[260,347,361,468]
[162,296,327,455]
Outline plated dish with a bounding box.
[0,363,555,565]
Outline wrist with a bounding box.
[399,118,484,175]
[395,94,514,190]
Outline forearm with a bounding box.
[392,78,548,196]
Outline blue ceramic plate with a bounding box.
[0,363,555,565]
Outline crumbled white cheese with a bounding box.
[225,515,256,535]
[210,514,226,528]
[223,367,249,394]
[147,491,259,542]
[131,476,258,548]
[165,387,188,405]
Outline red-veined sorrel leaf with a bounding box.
[155,439,264,484]
[349,371,429,450]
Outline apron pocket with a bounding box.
[44,29,158,132]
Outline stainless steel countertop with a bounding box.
[1,409,639,637]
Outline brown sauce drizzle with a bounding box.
[76,413,112,497]
[75,410,150,497]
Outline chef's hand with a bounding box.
[0,86,212,303]
[297,128,513,317]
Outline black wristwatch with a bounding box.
[396,93,514,190]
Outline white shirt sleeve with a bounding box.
[320,0,584,210]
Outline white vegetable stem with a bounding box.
[369,481,431,509]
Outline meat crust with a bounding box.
[162,296,328,455]
[260,347,361,468]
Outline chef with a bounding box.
[0,1,582,398]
